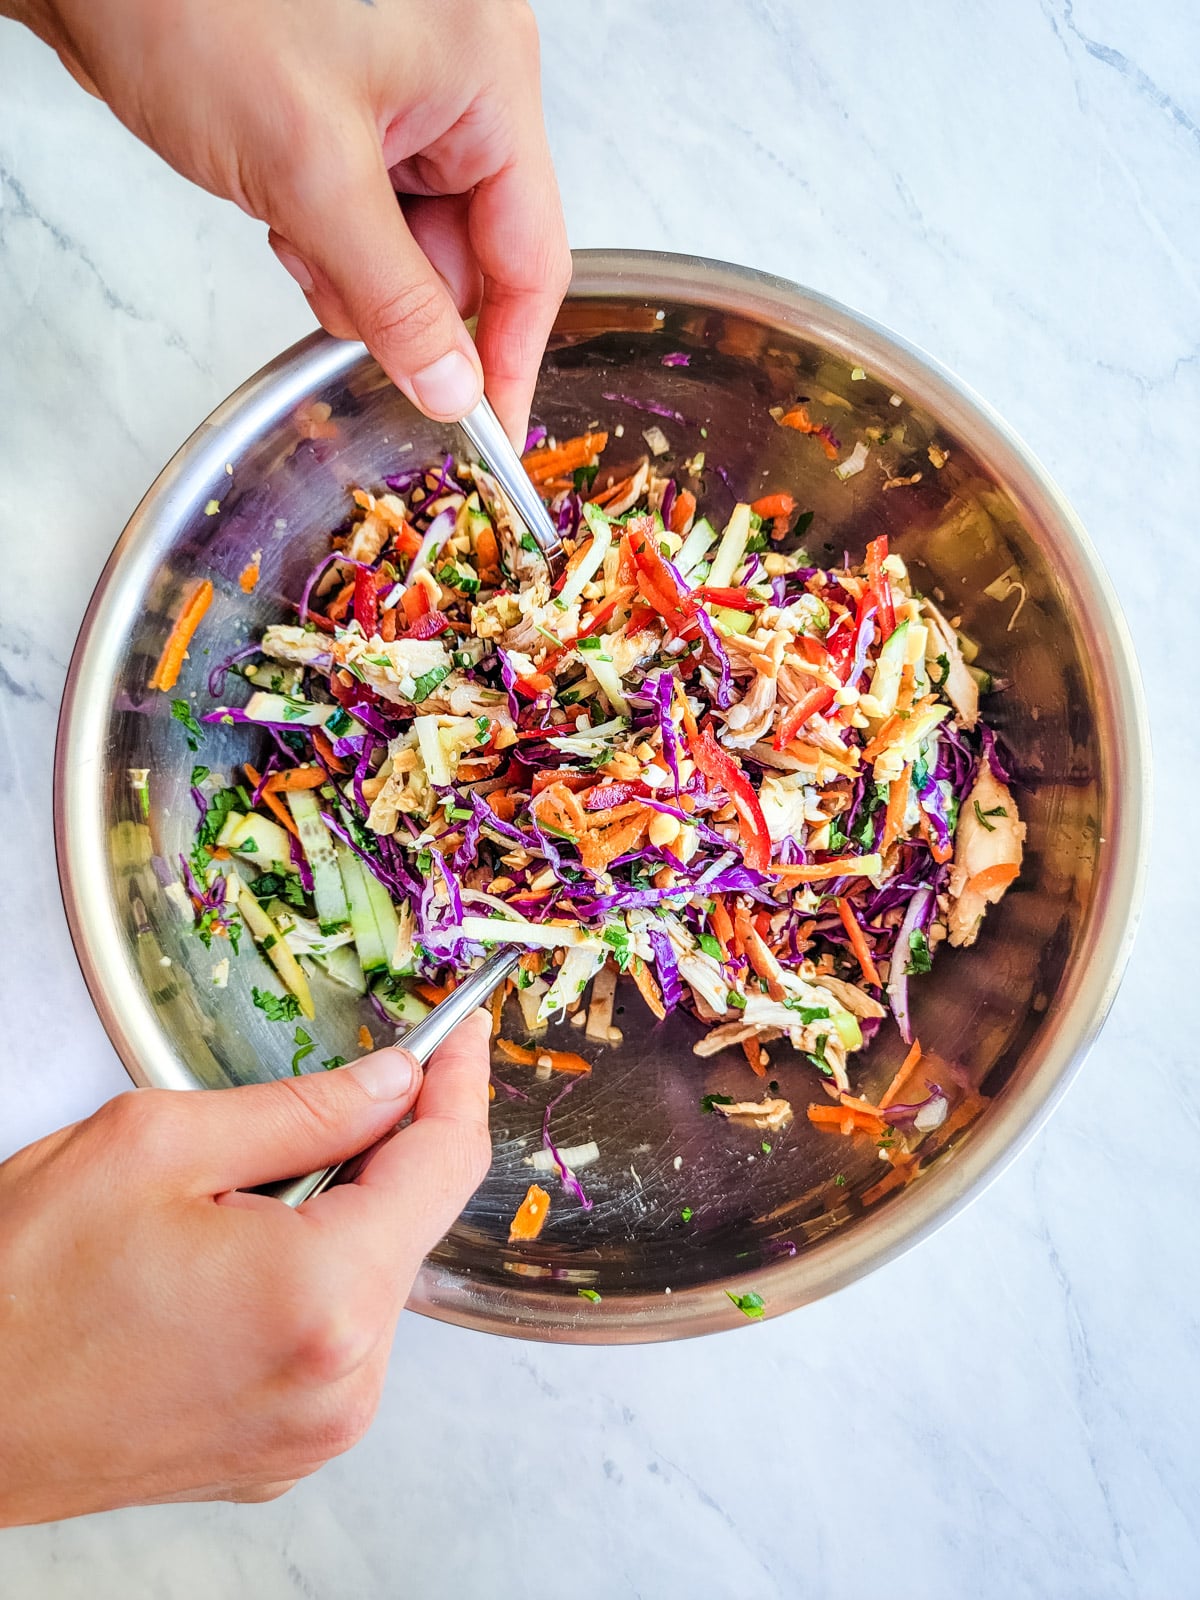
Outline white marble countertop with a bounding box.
[2,3,1196,1594]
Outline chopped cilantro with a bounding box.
[573,464,599,492]
[475,715,491,742]
[282,699,313,722]
[291,1026,315,1075]
[806,1033,833,1077]
[974,802,1007,831]
[577,1286,602,1302]
[411,665,450,702]
[726,990,746,1011]
[905,930,933,975]
[726,1290,765,1320]
[794,510,814,537]
[251,986,302,1022]
[933,652,950,685]
[190,764,210,786]
[325,706,352,738]
[519,532,539,553]
[680,1206,694,1222]
[783,1000,830,1023]
[196,786,244,853]
[252,871,307,909]
[322,1056,347,1071]
[697,932,724,961]
[826,814,848,853]
[744,530,768,554]
[239,837,259,855]
[416,849,434,874]
[515,967,533,990]
[911,753,930,790]
[834,1173,847,1187]
[700,1093,734,1113]
[171,699,203,750]
[761,1141,772,1154]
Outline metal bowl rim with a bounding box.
[54,248,1152,1343]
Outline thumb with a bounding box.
[191,1047,423,1193]
[269,133,484,424]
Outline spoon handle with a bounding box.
[458,396,564,570]
[260,947,521,1208]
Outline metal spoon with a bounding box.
[261,946,521,1208]
[458,396,565,575]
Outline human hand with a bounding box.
[0,1012,492,1526]
[9,0,570,441]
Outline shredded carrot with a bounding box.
[327,580,356,624]
[916,808,954,864]
[357,1024,373,1052]
[401,586,429,625]
[475,522,500,579]
[879,1039,923,1110]
[489,985,505,1038]
[967,862,1020,896]
[590,473,638,509]
[836,897,882,988]
[415,979,455,1005]
[495,1039,592,1075]
[238,556,261,594]
[263,765,327,793]
[522,431,608,485]
[709,896,735,955]
[668,488,697,534]
[863,696,937,761]
[508,1183,551,1242]
[767,857,877,884]
[807,1102,888,1136]
[880,764,911,854]
[379,606,398,642]
[750,493,797,521]
[629,956,667,1021]
[243,764,300,839]
[311,726,347,774]
[778,405,840,461]
[149,578,214,691]
[741,1037,767,1078]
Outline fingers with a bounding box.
[269,129,484,424]
[167,1048,424,1193]
[466,114,572,444]
[400,194,484,321]
[306,1011,492,1263]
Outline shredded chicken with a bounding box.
[924,599,979,730]
[712,1097,794,1132]
[948,759,1025,946]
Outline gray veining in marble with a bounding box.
[1,2,1197,1595]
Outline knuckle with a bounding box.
[289,1306,379,1389]
[91,1089,185,1162]
[364,277,453,362]
[273,1075,352,1145]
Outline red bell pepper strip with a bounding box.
[353,566,380,635]
[693,586,764,611]
[690,726,771,871]
[401,584,430,625]
[403,609,451,640]
[864,536,895,639]
[773,685,836,751]
[628,523,700,639]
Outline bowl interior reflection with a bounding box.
[57,253,1145,1342]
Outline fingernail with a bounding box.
[410,350,481,420]
[345,1048,419,1101]
[274,247,315,294]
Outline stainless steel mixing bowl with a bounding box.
[55,250,1150,1342]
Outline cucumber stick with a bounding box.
[311,942,367,995]
[236,888,314,1019]
[371,983,431,1027]
[335,844,388,973]
[286,789,350,934]
[361,869,402,975]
